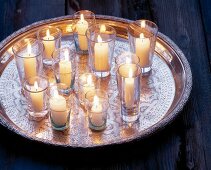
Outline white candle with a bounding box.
[135,33,150,67]
[24,43,37,80]
[49,91,68,126]
[30,81,43,112]
[124,68,135,108]
[76,14,88,50]
[59,50,72,87]
[83,74,95,97]
[94,35,109,71]
[43,29,55,59]
[91,96,104,126]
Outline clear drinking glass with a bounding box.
[48,85,71,131]
[85,89,109,131]
[115,51,140,71]
[23,76,49,121]
[128,20,158,74]
[73,10,95,55]
[78,73,97,104]
[12,38,43,87]
[52,47,76,95]
[86,24,116,78]
[37,26,62,66]
[116,62,142,122]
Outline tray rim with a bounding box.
[0,15,192,148]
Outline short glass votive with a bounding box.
[12,38,44,87]
[23,76,49,121]
[37,26,62,66]
[86,24,116,78]
[115,51,140,71]
[78,73,97,104]
[116,62,142,122]
[52,47,76,95]
[128,20,158,74]
[85,89,109,131]
[73,10,95,55]
[48,85,70,131]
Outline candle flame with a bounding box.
[46,29,50,37]
[126,57,131,64]
[128,68,133,78]
[97,35,102,43]
[34,81,39,91]
[27,43,32,55]
[80,14,85,21]
[93,95,100,106]
[66,24,73,32]
[53,89,59,97]
[141,21,146,28]
[64,50,69,61]
[100,24,106,33]
[140,33,144,39]
[87,75,93,85]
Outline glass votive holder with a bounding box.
[86,24,116,78]
[12,38,43,87]
[73,10,95,55]
[52,47,76,95]
[116,62,142,122]
[85,89,109,131]
[48,85,70,131]
[23,76,49,121]
[78,73,97,104]
[128,20,158,74]
[115,51,140,72]
[37,26,62,66]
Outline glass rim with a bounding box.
[52,47,76,61]
[12,38,44,59]
[73,10,95,18]
[128,19,158,38]
[85,89,108,100]
[115,51,140,65]
[36,26,62,41]
[117,63,142,78]
[23,76,49,93]
[86,24,116,43]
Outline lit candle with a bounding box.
[94,35,109,71]
[90,96,104,126]
[83,74,95,97]
[59,50,72,87]
[49,90,68,126]
[76,14,88,50]
[100,24,106,33]
[24,43,37,80]
[135,33,150,68]
[30,81,43,112]
[43,29,55,59]
[124,68,135,108]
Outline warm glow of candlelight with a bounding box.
[80,14,85,22]
[64,50,69,61]
[93,95,100,106]
[27,43,32,55]
[140,33,144,39]
[141,21,146,28]
[87,75,93,85]
[97,35,103,43]
[100,24,106,32]
[34,81,39,91]
[128,68,133,77]
[46,29,50,38]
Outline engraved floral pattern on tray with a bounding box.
[0,38,175,147]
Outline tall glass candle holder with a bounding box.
[128,20,158,74]
[116,62,142,122]
[115,51,140,72]
[52,47,76,95]
[85,89,109,131]
[12,38,43,87]
[48,85,70,131]
[23,76,49,121]
[37,26,62,66]
[86,24,116,78]
[78,73,97,104]
[73,10,95,55]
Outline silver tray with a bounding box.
[0,15,192,148]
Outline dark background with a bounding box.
[0,0,211,169]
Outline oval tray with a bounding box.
[0,15,192,148]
